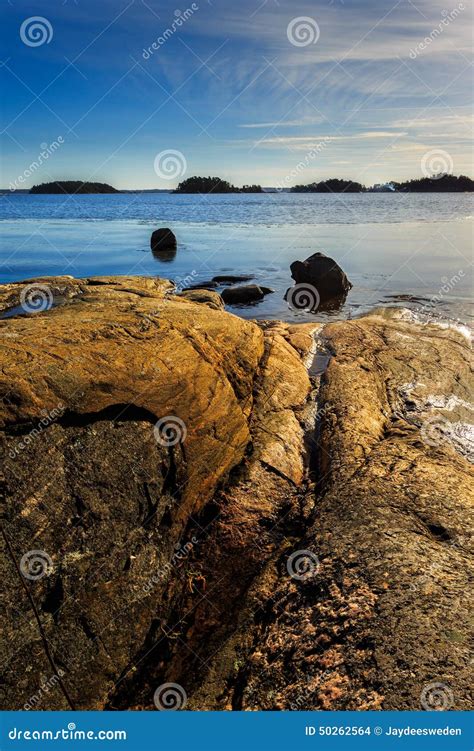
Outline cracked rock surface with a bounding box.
[0,277,472,711]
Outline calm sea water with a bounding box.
[1,192,472,323]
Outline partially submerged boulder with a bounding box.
[290,252,352,302]
[150,227,177,253]
[221,284,274,305]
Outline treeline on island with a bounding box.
[174,174,474,193]
[291,174,474,193]
[28,174,473,194]
[30,181,119,194]
[174,176,263,193]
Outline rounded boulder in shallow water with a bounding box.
[221,284,274,305]
[290,252,352,301]
[150,228,177,253]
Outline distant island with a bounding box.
[17,174,473,195]
[174,176,263,194]
[291,174,474,193]
[30,181,119,194]
[292,179,365,193]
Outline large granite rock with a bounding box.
[0,278,472,712]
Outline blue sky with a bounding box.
[1,0,472,188]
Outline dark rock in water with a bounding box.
[212,274,254,284]
[185,280,219,290]
[150,228,177,253]
[258,286,275,296]
[290,252,352,301]
[221,285,273,305]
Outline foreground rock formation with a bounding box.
[0,276,472,712]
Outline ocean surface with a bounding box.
[0,192,472,324]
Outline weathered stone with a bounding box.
[150,228,177,253]
[221,284,273,305]
[0,279,471,713]
[290,252,352,301]
[176,289,224,310]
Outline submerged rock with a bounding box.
[0,277,472,712]
[185,280,219,290]
[150,227,177,253]
[212,274,254,284]
[290,252,352,302]
[221,284,274,305]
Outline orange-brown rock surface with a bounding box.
[0,277,472,712]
